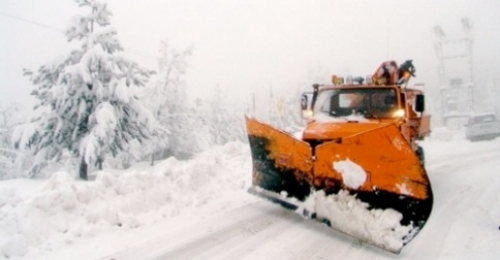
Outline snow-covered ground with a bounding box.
[1,134,499,259]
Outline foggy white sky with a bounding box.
[1,0,500,120]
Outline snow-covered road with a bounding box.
[1,136,499,259]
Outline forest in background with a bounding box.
[0,0,308,180]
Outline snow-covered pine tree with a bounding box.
[0,104,17,155]
[18,0,156,179]
[141,40,195,162]
[0,104,30,179]
[0,106,13,179]
[207,85,246,145]
[189,97,212,150]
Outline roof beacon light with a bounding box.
[366,75,373,84]
[346,75,353,84]
[332,75,344,85]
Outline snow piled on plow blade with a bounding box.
[301,190,414,253]
[249,186,415,253]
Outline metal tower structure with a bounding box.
[433,18,474,129]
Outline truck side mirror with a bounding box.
[301,94,309,110]
[301,92,314,118]
[415,94,425,112]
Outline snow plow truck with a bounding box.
[245,60,432,253]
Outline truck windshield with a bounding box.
[314,88,398,119]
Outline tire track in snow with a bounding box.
[220,202,395,260]
[223,213,333,260]
[405,147,500,258]
[102,201,296,260]
[273,220,358,260]
[200,208,307,260]
[436,162,500,257]
[157,206,295,260]
[273,210,399,260]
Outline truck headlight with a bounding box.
[392,109,405,118]
[302,109,313,119]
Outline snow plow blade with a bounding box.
[246,117,433,254]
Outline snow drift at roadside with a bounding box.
[0,142,251,258]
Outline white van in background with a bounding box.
[465,113,500,141]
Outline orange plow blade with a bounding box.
[246,117,433,253]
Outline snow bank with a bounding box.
[0,141,251,258]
